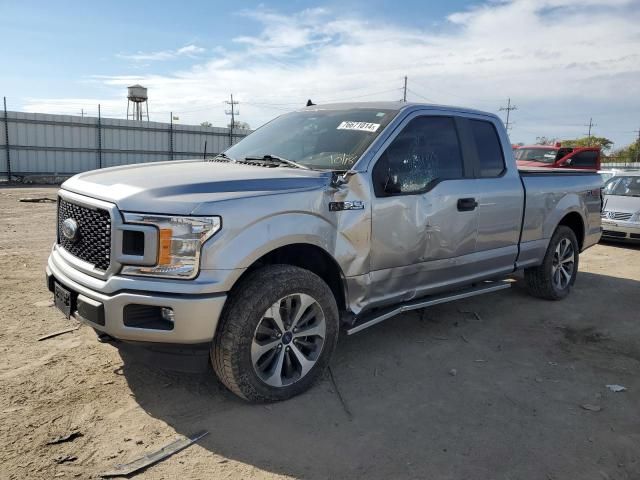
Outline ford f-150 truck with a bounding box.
[47,102,602,401]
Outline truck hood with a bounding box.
[62,159,332,215]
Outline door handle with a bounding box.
[457,198,478,211]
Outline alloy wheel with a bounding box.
[251,293,326,388]
[552,237,575,290]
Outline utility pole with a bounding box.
[584,117,596,145]
[635,127,640,164]
[169,112,174,161]
[97,104,102,168]
[225,94,239,146]
[3,97,10,182]
[499,98,517,131]
[403,76,407,103]
[79,108,85,118]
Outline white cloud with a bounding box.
[23,1,640,145]
[118,44,206,62]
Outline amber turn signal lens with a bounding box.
[158,228,172,264]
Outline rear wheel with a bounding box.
[525,225,579,300]
[211,265,339,402]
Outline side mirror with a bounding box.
[383,174,402,195]
[560,158,573,167]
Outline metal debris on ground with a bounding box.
[449,369,458,376]
[100,431,208,478]
[19,197,57,203]
[37,325,80,341]
[606,384,626,392]
[54,454,77,464]
[460,334,470,343]
[47,431,83,445]
[581,404,602,412]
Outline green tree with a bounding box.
[559,136,613,151]
[200,121,213,127]
[611,139,640,163]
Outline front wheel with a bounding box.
[211,265,339,402]
[525,225,579,300]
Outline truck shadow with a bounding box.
[118,270,640,479]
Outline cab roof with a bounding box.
[300,101,501,121]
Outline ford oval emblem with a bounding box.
[607,211,615,219]
[62,218,79,242]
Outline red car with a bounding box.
[514,144,601,170]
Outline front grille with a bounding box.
[57,198,111,271]
[602,230,627,238]
[601,211,633,221]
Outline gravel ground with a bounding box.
[1,186,639,480]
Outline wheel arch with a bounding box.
[557,211,585,250]
[227,243,348,312]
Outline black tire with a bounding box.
[525,225,579,300]
[211,264,339,402]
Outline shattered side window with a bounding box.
[373,116,464,195]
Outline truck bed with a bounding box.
[518,167,599,176]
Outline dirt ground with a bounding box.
[1,186,639,480]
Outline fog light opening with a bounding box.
[161,307,175,323]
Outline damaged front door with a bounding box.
[368,114,478,307]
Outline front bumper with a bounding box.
[601,220,640,242]
[47,247,228,344]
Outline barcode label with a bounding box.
[337,121,380,132]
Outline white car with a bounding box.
[601,173,640,243]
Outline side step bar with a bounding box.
[345,280,512,335]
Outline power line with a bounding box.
[408,79,504,107]
[406,88,437,103]
[316,87,403,104]
[499,98,517,131]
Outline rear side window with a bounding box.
[470,120,505,177]
[570,150,599,167]
[372,116,463,196]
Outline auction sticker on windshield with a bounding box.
[337,121,380,132]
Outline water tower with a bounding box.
[127,84,149,121]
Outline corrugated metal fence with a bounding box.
[601,161,640,169]
[0,109,251,180]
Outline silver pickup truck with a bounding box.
[46,102,602,401]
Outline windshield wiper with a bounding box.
[244,154,309,170]
[209,152,236,162]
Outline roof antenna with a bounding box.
[306,99,316,107]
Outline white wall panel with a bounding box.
[1,111,250,177]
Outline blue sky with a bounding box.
[1,0,639,148]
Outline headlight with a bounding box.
[121,214,221,279]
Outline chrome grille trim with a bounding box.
[57,198,111,270]
[601,211,633,221]
[55,190,123,280]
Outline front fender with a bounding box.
[200,209,368,277]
